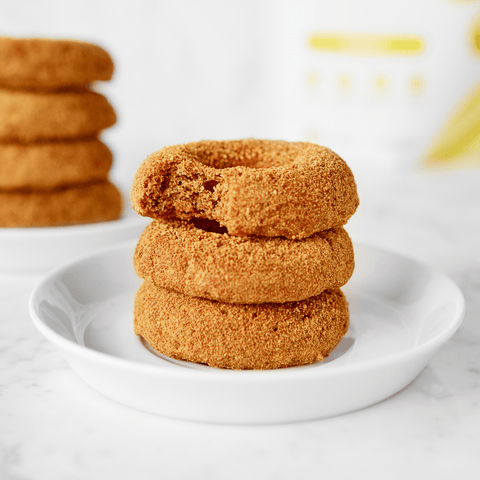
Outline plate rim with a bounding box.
[28,241,466,382]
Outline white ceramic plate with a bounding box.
[0,190,150,273]
[29,242,465,424]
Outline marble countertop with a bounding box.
[1,168,479,480]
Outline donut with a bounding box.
[130,139,359,239]
[134,218,354,304]
[134,281,350,370]
[0,89,116,142]
[0,180,122,227]
[0,139,113,190]
[0,36,114,90]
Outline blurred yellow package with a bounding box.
[263,0,480,170]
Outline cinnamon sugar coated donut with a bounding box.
[131,139,359,239]
[134,281,350,370]
[0,37,113,90]
[0,139,112,190]
[134,218,355,304]
[0,181,122,227]
[0,89,116,142]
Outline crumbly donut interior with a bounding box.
[138,161,223,221]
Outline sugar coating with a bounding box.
[0,139,112,190]
[134,281,350,370]
[0,36,114,90]
[0,180,122,227]
[130,139,359,239]
[134,218,355,304]
[0,89,116,142]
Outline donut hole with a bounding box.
[190,217,228,234]
[185,140,304,169]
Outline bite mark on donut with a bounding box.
[136,160,224,225]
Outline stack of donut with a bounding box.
[0,36,122,227]
[130,139,359,370]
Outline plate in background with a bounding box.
[29,242,465,424]
[0,190,149,273]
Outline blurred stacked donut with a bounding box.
[130,139,359,370]
[0,36,122,227]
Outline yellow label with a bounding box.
[308,33,424,56]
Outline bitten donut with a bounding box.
[134,281,350,370]
[131,139,359,239]
[134,218,355,304]
[0,89,116,142]
[0,36,114,90]
[0,139,113,190]
[0,180,122,227]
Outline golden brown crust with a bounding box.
[0,180,123,227]
[0,89,116,142]
[130,139,359,239]
[0,139,113,190]
[134,218,355,304]
[134,281,349,370]
[0,36,114,90]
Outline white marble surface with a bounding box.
[1,168,480,480]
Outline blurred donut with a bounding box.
[131,139,359,239]
[0,139,113,190]
[0,89,116,142]
[0,180,122,227]
[134,218,355,304]
[134,281,350,370]
[0,36,114,90]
